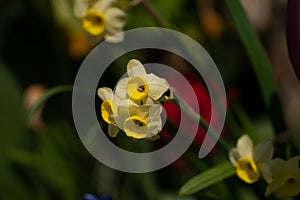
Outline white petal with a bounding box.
[228,148,240,166]
[108,124,119,137]
[123,118,149,139]
[237,134,253,158]
[92,0,117,12]
[104,31,125,43]
[258,163,272,183]
[148,117,162,136]
[115,78,129,99]
[104,8,126,43]
[105,7,127,29]
[115,97,135,107]
[149,104,162,117]
[127,59,146,77]
[119,104,137,115]
[73,0,88,18]
[116,104,138,127]
[114,112,129,130]
[136,105,151,119]
[146,74,169,100]
[105,25,122,35]
[254,140,273,163]
[97,87,113,101]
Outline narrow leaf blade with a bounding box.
[179,162,235,196]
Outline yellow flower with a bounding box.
[74,0,127,42]
[265,156,300,198]
[115,59,169,103]
[229,135,273,184]
[97,87,128,137]
[118,102,163,139]
[98,87,163,139]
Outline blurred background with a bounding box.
[0,0,300,199]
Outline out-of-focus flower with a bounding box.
[286,0,300,81]
[115,59,169,103]
[68,32,92,59]
[229,134,273,184]
[23,84,47,132]
[265,156,300,198]
[74,0,127,42]
[50,0,92,58]
[199,8,225,40]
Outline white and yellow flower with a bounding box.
[117,102,163,139]
[115,59,169,103]
[97,87,127,137]
[265,156,300,198]
[229,134,273,184]
[74,0,127,42]
[98,87,163,139]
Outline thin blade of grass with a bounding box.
[224,0,287,134]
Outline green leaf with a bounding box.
[0,61,27,151]
[0,61,30,199]
[224,0,287,134]
[9,123,82,200]
[179,162,235,196]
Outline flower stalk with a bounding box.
[168,87,230,151]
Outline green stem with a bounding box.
[138,2,231,151]
[169,88,230,151]
[199,117,230,150]
[27,85,73,124]
[139,0,168,28]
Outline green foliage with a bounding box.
[0,0,299,199]
[179,162,235,196]
[223,0,287,134]
[0,61,31,199]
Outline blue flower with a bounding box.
[84,194,111,200]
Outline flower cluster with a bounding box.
[97,59,169,139]
[74,0,127,42]
[229,134,300,198]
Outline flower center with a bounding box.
[123,116,149,139]
[126,77,149,102]
[133,118,146,126]
[236,158,260,184]
[101,100,118,124]
[82,10,107,36]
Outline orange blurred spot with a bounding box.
[200,9,225,40]
[68,33,92,59]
